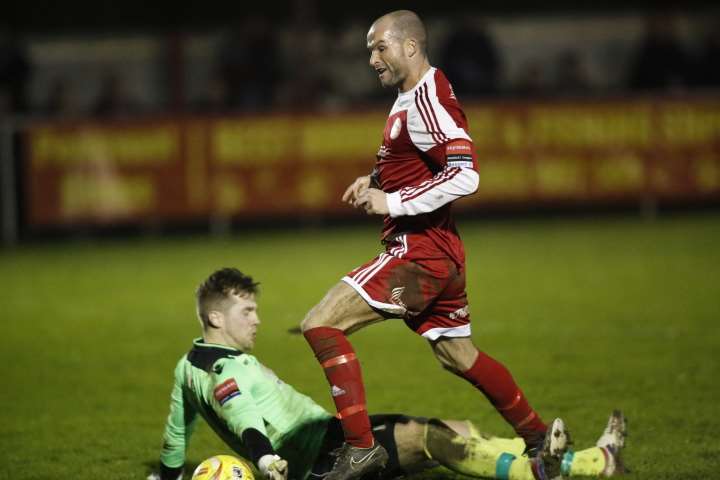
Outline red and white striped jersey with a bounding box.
[375,67,479,266]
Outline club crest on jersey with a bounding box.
[390,117,403,140]
[214,378,241,405]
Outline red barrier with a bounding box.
[25,99,720,227]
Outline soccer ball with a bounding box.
[191,455,254,480]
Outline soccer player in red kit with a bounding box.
[301,10,568,480]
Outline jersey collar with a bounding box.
[188,338,244,372]
[397,66,436,99]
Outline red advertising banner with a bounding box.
[25,98,720,227]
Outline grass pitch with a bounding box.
[1,213,718,479]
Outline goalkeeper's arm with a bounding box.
[242,428,288,480]
[157,364,198,480]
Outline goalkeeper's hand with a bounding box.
[258,455,288,480]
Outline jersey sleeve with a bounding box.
[212,361,269,437]
[212,359,278,464]
[388,76,479,217]
[160,359,198,470]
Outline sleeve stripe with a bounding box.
[400,167,461,202]
[414,83,447,145]
[414,87,441,145]
[421,84,449,143]
[400,166,457,198]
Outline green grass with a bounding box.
[1,213,719,479]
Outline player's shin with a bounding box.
[559,448,611,477]
[304,327,374,448]
[460,423,613,478]
[423,420,536,480]
[461,351,547,448]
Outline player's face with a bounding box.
[367,23,407,89]
[222,293,260,352]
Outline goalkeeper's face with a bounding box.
[221,293,260,351]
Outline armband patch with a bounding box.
[214,378,241,405]
[447,161,474,168]
[445,140,473,164]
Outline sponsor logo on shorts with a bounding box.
[378,145,390,158]
[449,306,469,320]
[390,286,407,308]
[214,378,241,405]
[331,385,347,397]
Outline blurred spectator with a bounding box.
[323,21,380,109]
[693,20,720,88]
[217,16,280,111]
[275,25,333,111]
[0,31,30,114]
[629,15,691,91]
[514,60,546,96]
[192,70,231,114]
[92,72,142,118]
[440,17,501,97]
[42,77,82,117]
[554,50,592,95]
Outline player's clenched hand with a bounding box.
[342,175,372,204]
[259,455,288,480]
[355,188,389,215]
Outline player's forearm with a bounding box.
[387,167,479,217]
[159,381,194,474]
[242,427,277,465]
[242,428,289,480]
[159,434,186,476]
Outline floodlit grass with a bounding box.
[1,213,718,479]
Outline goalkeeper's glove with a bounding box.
[258,454,288,480]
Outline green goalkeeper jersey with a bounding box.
[160,338,333,480]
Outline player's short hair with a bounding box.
[380,10,428,55]
[196,268,259,328]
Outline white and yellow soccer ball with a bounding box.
[191,455,255,480]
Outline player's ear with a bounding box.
[405,38,417,58]
[207,310,224,329]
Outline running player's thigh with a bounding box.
[301,281,385,334]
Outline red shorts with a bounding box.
[342,234,471,340]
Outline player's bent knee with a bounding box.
[431,338,479,375]
[433,349,467,375]
[438,358,465,376]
